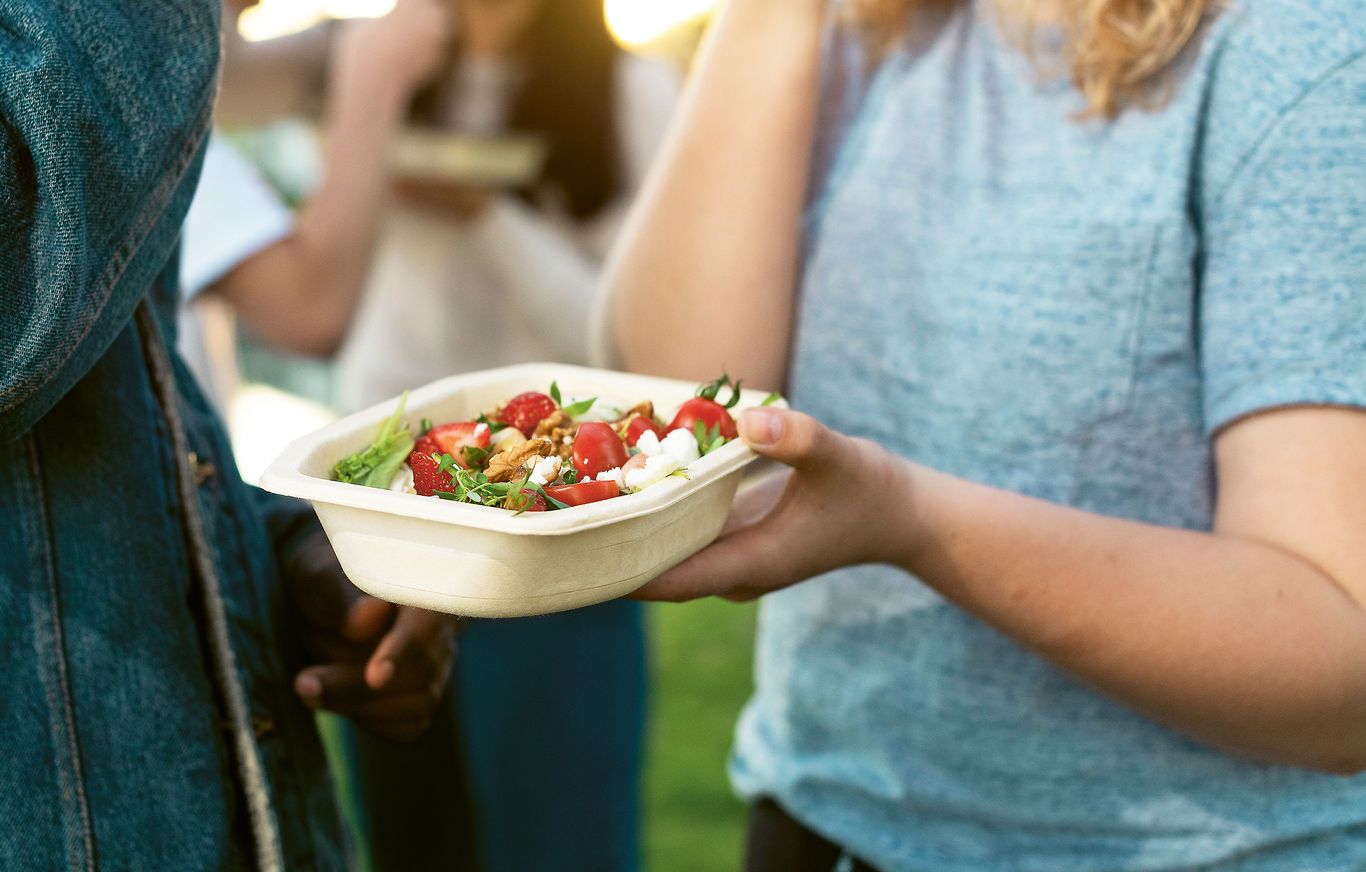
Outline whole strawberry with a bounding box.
[497,391,558,435]
[408,437,453,497]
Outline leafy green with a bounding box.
[760,392,784,407]
[696,372,744,409]
[474,412,510,434]
[333,393,415,489]
[549,381,563,406]
[432,456,568,514]
[692,420,729,456]
[562,396,597,418]
[419,417,433,436]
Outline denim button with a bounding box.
[187,451,217,486]
[252,715,275,740]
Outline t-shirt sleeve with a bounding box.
[1199,53,1366,435]
[179,132,295,299]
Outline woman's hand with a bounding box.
[631,408,919,602]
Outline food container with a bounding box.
[389,130,546,188]
[260,364,780,618]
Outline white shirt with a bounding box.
[177,132,296,412]
[335,55,680,411]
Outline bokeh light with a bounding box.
[237,0,395,43]
[604,0,720,49]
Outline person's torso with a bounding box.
[734,2,1366,869]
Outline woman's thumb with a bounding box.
[737,408,832,470]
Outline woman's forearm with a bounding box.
[605,0,828,389]
[894,462,1366,773]
[217,62,408,357]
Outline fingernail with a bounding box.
[740,409,783,446]
[295,673,322,703]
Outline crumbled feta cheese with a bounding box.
[389,464,416,495]
[660,428,702,465]
[635,429,663,457]
[594,467,625,488]
[528,455,562,486]
[624,454,682,491]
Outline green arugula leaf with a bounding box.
[761,392,783,407]
[420,417,433,435]
[561,396,597,418]
[549,381,563,406]
[474,412,510,434]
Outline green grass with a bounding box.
[642,599,758,872]
[322,598,759,872]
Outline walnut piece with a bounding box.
[485,439,556,483]
[615,401,654,423]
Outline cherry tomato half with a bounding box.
[543,480,621,507]
[572,422,629,480]
[623,415,667,447]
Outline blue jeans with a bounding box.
[342,599,646,872]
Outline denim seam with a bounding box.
[23,432,96,872]
[134,304,284,872]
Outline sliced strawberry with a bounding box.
[408,437,452,497]
[428,421,491,468]
[497,392,558,436]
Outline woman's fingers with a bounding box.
[629,520,793,603]
[737,408,841,471]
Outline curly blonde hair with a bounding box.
[855,0,1211,118]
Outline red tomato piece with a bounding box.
[497,392,558,436]
[428,421,491,468]
[623,415,667,447]
[544,480,621,507]
[505,488,548,513]
[667,398,738,440]
[572,422,629,480]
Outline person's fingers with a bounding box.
[738,408,842,472]
[314,691,441,723]
[343,595,395,645]
[629,521,793,603]
[365,607,453,691]
[294,664,373,710]
[721,469,790,537]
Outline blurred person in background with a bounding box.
[180,0,450,404]
[333,1,679,870]
[0,2,456,869]
[606,0,1366,870]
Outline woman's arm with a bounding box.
[208,0,448,357]
[604,0,828,389]
[635,405,1366,773]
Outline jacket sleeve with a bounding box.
[0,0,220,441]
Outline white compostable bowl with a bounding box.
[260,364,780,618]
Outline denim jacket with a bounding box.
[1,2,342,869]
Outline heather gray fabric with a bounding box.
[732,1,1366,869]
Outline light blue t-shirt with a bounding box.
[731,2,1366,870]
